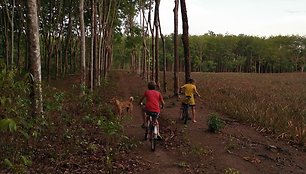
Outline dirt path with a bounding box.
[112,71,181,173]
[112,71,306,174]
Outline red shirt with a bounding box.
[144,90,163,113]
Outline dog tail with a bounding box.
[130,96,134,102]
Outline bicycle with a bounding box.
[144,111,159,151]
[181,96,192,124]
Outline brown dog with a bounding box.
[110,96,134,116]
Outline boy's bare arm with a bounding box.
[160,99,165,109]
[194,87,201,97]
[160,94,165,108]
[138,96,145,105]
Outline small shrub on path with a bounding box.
[207,113,224,133]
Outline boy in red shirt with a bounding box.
[139,81,165,139]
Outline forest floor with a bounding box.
[108,71,306,174]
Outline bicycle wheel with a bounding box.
[151,125,157,151]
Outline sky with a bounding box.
[159,0,306,37]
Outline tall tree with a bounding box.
[154,0,160,87]
[140,0,148,80]
[173,0,179,96]
[147,0,155,81]
[16,1,26,69]
[79,0,86,93]
[4,0,15,68]
[159,19,166,92]
[90,0,96,92]
[180,0,191,83]
[26,0,43,117]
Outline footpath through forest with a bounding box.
[112,71,306,174]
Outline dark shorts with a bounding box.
[144,110,160,119]
[181,102,195,107]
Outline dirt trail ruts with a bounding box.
[113,71,182,173]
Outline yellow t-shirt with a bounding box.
[181,84,197,105]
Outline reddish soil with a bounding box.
[112,71,306,174]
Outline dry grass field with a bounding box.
[166,72,306,145]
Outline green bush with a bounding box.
[207,113,223,133]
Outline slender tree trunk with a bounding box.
[90,0,95,92]
[72,39,78,73]
[154,0,160,87]
[79,0,86,93]
[93,2,98,87]
[26,0,43,117]
[5,0,15,68]
[0,12,4,65]
[3,9,9,67]
[47,34,54,81]
[180,0,191,83]
[173,0,179,96]
[159,22,166,92]
[16,20,22,69]
[54,12,65,79]
[17,4,24,69]
[24,5,30,71]
[148,0,155,81]
[141,0,147,80]
[11,0,15,68]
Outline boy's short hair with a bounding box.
[148,81,156,90]
[188,78,194,83]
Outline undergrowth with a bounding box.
[0,65,130,173]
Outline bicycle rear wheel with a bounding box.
[151,125,157,151]
[182,106,188,124]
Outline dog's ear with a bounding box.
[130,96,134,102]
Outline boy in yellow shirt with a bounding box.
[180,79,201,123]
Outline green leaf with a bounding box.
[20,156,32,166]
[3,159,14,169]
[0,98,6,106]
[0,118,17,132]
[20,130,30,139]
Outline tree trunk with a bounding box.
[159,23,166,92]
[173,0,179,96]
[90,0,96,92]
[17,3,24,69]
[93,2,98,87]
[154,0,160,87]
[3,9,9,67]
[26,0,43,117]
[79,0,86,93]
[141,0,147,80]
[16,31,21,69]
[11,0,15,68]
[5,0,15,68]
[148,0,155,81]
[47,34,54,81]
[180,0,191,83]
[64,0,73,76]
